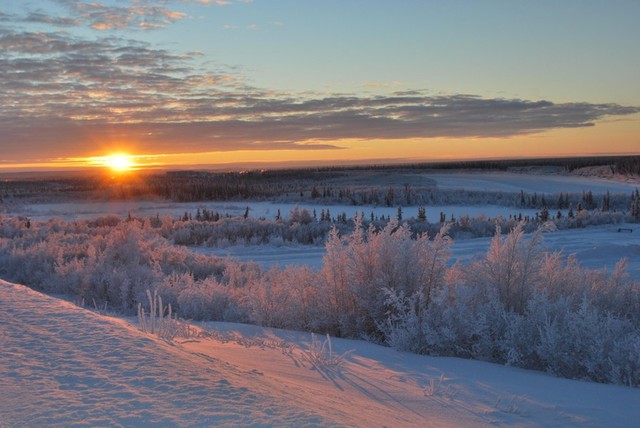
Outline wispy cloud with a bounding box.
[184,0,253,4]
[362,81,404,89]
[24,11,82,27]
[53,0,187,31]
[5,0,254,32]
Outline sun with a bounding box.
[104,153,135,172]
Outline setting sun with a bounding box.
[104,154,135,172]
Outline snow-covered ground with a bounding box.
[8,171,637,278]
[8,172,638,223]
[2,279,640,427]
[196,223,640,280]
[427,171,638,194]
[3,172,639,426]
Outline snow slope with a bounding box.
[0,280,332,427]
[2,280,640,427]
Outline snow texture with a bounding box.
[2,279,640,427]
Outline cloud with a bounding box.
[62,1,187,31]
[7,1,251,33]
[3,0,190,31]
[0,25,638,163]
[362,81,404,89]
[24,11,82,27]
[190,0,232,5]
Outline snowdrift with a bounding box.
[2,279,640,427]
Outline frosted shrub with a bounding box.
[470,223,543,314]
[420,283,502,359]
[288,207,314,225]
[533,300,635,383]
[177,288,209,321]
[376,289,427,353]
[321,218,452,338]
[269,235,285,247]
[303,333,353,371]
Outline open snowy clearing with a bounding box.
[426,171,638,194]
[2,279,640,427]
[197,223,640,280]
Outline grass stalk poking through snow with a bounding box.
[302,333,353,371]
[138,289,195,340]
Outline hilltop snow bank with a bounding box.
[2,280,640,427]
[0,280,331,427]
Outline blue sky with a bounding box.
[151,0,640,103]
[1,0,638,170]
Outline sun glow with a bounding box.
[103,154,135,172]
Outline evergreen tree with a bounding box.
[631,191,640,221]
[385,187,395,206]
[310,186,320,199]
[417,206,427,221]
[540,205,549,222]
[601,191,611,212]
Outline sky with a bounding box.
[0,0,639,172]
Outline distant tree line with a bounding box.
[2,156,639,205]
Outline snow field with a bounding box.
[426,171,639,194]
[2,279,640,427]
[11,171,639,223]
